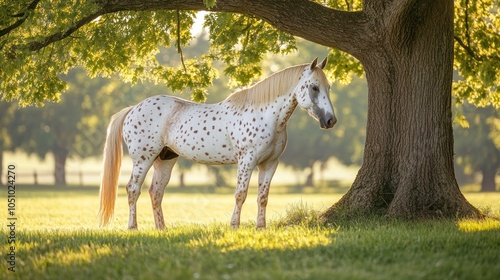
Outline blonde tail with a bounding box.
[98,106,133,226]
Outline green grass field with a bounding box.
[1,185,499,279]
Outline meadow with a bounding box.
[0,185,499,280]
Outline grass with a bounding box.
[0,186,499,279]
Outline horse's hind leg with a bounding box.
[126,159,153,230]
[126,154,154,229]
[149,156,178,230]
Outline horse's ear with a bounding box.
[319,57,328,69]
[310,57,318,70]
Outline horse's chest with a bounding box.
[228,118,287,163]
[256,129,287,163]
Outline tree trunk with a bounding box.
[53,149,68,186]
[0,149,3,186]
[321,0,482,220]
[481,166,497,192]
[305,169,314,187]
[179,172,185,188]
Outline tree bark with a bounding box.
[321,0,482,220]
[53,148,68,186]
[481,166,497,192]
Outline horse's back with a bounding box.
[122,95,237,164]
[122,95,187,156]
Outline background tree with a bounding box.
[454,105,500,192]
[7,69,149,185]
[9,71,101,185]
[0,101,17,186]
[1,0,498,220]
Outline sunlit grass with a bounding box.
[10,186,340,230]
[1,225,339,279]
[187,223,336,252]
[457,218,500,232]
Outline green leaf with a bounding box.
[203,0,217,9]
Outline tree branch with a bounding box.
[379,0,423,49]
[454,35,481,61]
[0,0,41,37]
[15,0,370,60]
[453,0,500,63]
[26,11,105,52]
[96,0,371,56]
[176,10,187,72]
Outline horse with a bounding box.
[98,57,337,230]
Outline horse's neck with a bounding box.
[272,88,299,131]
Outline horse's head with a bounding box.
[295,57,337,129]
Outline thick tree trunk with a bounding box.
[481,166,497,192]
[53,149,68,186]
[321,0,482,220]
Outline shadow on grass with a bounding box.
[1,219,500,280]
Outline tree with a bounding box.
[8,70,143,185]
[2,0,498,219]
[10,71,95,185]
[454,105,500,192]
[0,101,17,186]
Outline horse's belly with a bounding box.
[169,125,237,165]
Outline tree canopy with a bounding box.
[1,0,498,108]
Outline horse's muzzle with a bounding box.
[320,114,337,129]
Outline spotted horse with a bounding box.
[98,58,337,230]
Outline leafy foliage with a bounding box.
[204,12,296,87]
[0,1,293,105]
[1,0,497,108]
[454,0,500,108]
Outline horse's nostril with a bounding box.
[327,117,336,127]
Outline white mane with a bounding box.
[225,64,307,107]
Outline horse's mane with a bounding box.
[225,64,308,108]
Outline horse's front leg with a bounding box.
[231,153,257,229]
[256,159,279,229]
[126,162,150,230]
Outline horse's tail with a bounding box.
[98,106,133,226]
